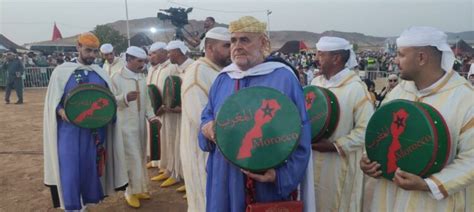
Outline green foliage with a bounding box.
[93,25,128,53]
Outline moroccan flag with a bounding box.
[52,23,63,41]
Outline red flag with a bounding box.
[52,22,63,41]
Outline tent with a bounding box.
[276,40,309,54]
[451,39,474,56]
[0,34,27,52]
[26,35,77,55]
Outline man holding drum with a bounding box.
[180,27,231,211]
[43,32,128,211]
[361,26,474,212]
[155,40,194,190]
[111,46,161,208]
[199,16,315,212]
[310,36,374,211]
[146,42,168,172]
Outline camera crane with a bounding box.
[157,7,194,41]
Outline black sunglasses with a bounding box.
[389,79,397,82]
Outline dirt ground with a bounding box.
[0,88,187,212]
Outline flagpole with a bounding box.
[125,0,131,47]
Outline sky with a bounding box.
[0,0,473,45]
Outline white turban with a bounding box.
[100,43,113,54]
[316,36,358,69]
[166,40,189,55]
[150,42,167,52]
[126,46,147,59]
[201,27,231,51]
[396,26,455,72]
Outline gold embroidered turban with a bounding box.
[229,16,266,33]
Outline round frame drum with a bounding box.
[64,84,117,129]
[163,75,181,108]
[148,84,162,111]
[365,99,451,180]
[303,85,340,143]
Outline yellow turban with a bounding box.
[77,32,100,48]
[229,16,266,33]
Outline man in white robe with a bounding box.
[157,40,195,189]
[110,46,160,208]
[180,27,231,209]
[361,26,474,212]
[151,59,178,183]
[43,32,128,211]
[145,42,168,171]
[310,37,374,212]
[101,43,125,76]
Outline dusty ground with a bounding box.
[0,88,187,212]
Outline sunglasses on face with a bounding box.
[389,80,397,82]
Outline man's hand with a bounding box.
[241,169,276,183]
[360,154,382,178]
[126,91,139,102]
[57,108,70,122]
[148,116,162,128]
[155,106,165,116]
[311,138,337,152]
[201,121,216,143]
[393,168,429,191]
[169,106,182,113]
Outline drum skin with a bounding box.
[64,83,117,129]
[215,86,301,172]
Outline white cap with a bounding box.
[396,26,455,72]
[205,27,231,42]
[201,27,231,51]
[150,42,167,52]
[126,46,147,59]
[166,40,189,55]
[316,36,358,69]
[100,43,113,54]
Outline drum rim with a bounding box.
[163,75,182,108]
[64,83,117,129]
[148,84,162,110]
[215,86,302,172]
[415,101,452,175]
[322,87,340,140]
[304,85,340,142]
[414,101,439,177]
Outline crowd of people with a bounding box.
[0,14,472,212]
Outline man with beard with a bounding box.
[180,27,231,210]
[199,16,315,212]
[157,40,194,189]
[100,43,125,76]
[145,42,169,172]
[43,32,128,211]
[361,26,474,212]
[111,46,160,208]
[310,36,374,212]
